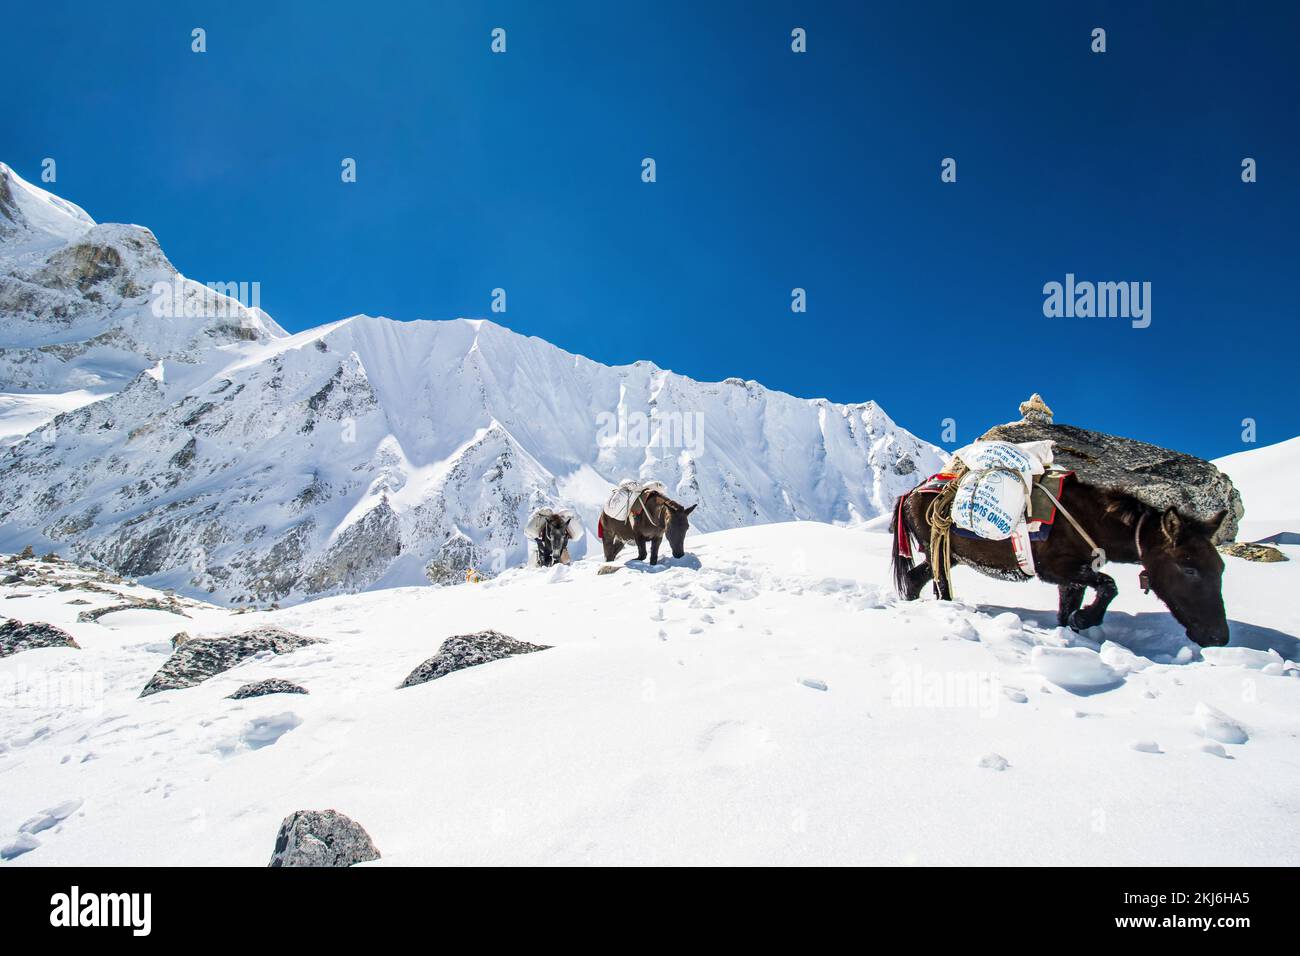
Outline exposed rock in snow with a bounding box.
[398,630,551,688]
[1219,541,1287,563]
[267,809,380,868]
[981,396,1243,543]
[0,618,79,657]
[139,625,320,697]
[77,595,190,623]
[227,678,308,700]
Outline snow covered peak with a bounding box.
[0,162,286,438]
[0,162,95,248]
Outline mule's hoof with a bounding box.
[1067,610,1088,632]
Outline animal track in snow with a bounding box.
[19,797,83,834]
[212,711,303,757]
[1193,702,1249,745]
[697,720,772,768]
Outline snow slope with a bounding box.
[1,524,1296,866]
[1214,437,1300,541]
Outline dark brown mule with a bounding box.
[601,491,696,565]
[890,477,1230,646]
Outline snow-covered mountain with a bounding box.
[0,162,284,442]
[0,168,943,604]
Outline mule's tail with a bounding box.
[890,494,915,598]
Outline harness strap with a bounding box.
[1035,481,1106,567]
[633,489,663,530]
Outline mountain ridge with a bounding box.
[0,168,944,604]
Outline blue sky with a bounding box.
[6,0,1297,458]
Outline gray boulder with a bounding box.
[399,629,551,688]
[980,395,1243,543]
[268,809,380,867]
[0,619,80,658]
[140,625,319,697]
[227,678,309,699]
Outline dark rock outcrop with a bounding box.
[140,625,319,697]
[268,810,380,867]
[228,678,308,700]
[398,629,551,688]
[980,395,1243,543]
[77,596,190,623]
[0,619,80,658]
[1219,542,1287,563]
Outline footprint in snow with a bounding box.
[697,720,772,768]
[212,711,303,757]
[1194,702,1249,745]
[19,798,83,836]
[949,620,979,642]
[0,833,41,860]
[1198,741,1232,759]
[1130,740,1163,754]
[978,753,1009,771]
[798,677,828,691]
[1031,646,1124,695]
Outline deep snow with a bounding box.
[1,521,1296,866]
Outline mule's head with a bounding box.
[1141,508,1229,646]
[536,516,568,567]
[664,501,696,559]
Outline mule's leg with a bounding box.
[902,561,933,601]
[636,537,648,561]
[1067,568,1118,631]
[603,535,622,562]
[1057,584,1085,628]
[649,536,661,565]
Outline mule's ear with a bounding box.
[684,503,697,516]
[1206,509,1229,535]
[1161,509,1183,543]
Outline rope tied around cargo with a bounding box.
[927,463,1028,598]
[925,463,966,597]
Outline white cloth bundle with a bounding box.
[948,440,1054,542]
[525,507,584,541]
[602,479,667,522]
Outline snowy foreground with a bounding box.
[1,521,1297,867]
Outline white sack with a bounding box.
[949,441,1054,542]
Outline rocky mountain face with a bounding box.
[0,167,944,605]
[0,162,284,440]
